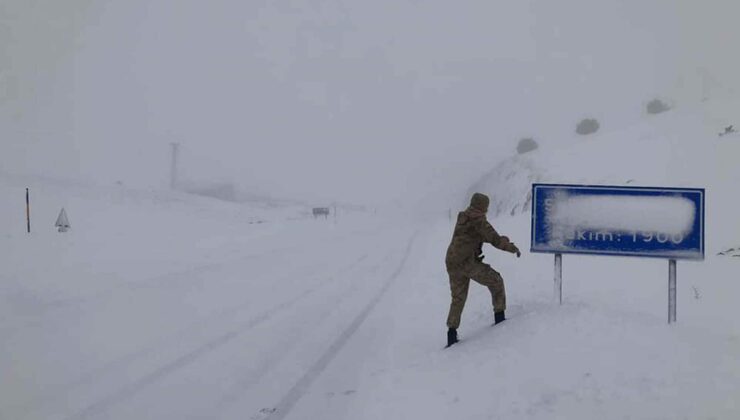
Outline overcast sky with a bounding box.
[2,0,738,207]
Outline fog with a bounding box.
[2,0,738,207]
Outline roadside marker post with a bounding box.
[26,188,31,233]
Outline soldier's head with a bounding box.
[470,192,490,213]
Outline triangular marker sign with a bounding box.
[55,208,70,232]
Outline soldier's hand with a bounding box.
[510,244,521,258]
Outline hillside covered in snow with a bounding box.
[471,97,740,255]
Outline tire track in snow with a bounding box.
[263,233,417,420]
[10,254,354,419]
[0,249,289,337]
[208,250,395,414]
[59,254,371,420]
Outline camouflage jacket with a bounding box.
[445,207,519,269]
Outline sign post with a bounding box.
[668,259,677,323]
[531,184,704,323]
[554,253,562,305]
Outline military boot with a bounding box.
[446,328,458,347]
[494,311,506,325]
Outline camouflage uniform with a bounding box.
[445,193,520,329]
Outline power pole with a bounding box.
[170,142,180,189]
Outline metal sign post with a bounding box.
[554,254,562,304]
[668,259,677,324]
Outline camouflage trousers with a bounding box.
[446,259,506,329]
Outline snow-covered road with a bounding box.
[0,182,421,419]
[2,174,739,420]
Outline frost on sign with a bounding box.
[548,195,694,244]
[531,184,705,260]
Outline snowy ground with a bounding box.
[1,177,738,420]
[2,100,739,420]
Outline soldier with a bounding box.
[445,192,521,347]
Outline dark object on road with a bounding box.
[312,207,330,219]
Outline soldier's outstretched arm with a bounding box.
[496,234,521,257]
[476,219,521,257]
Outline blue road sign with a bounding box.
[530,184,704,260]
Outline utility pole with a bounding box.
[170,142,180,189]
